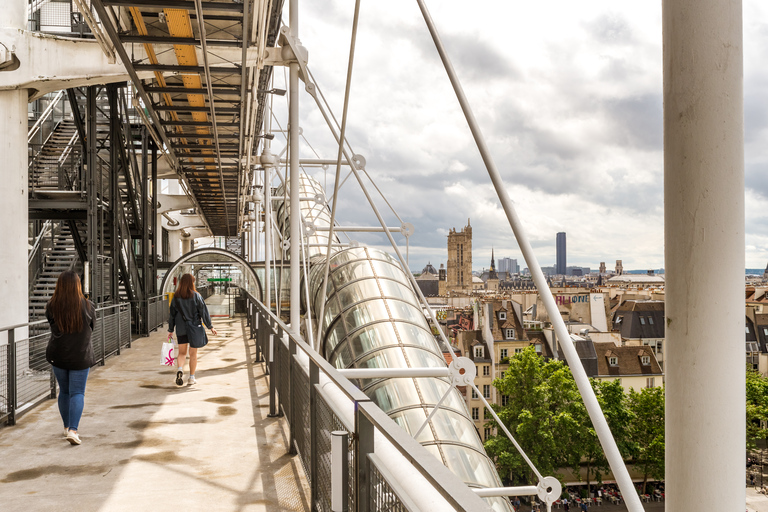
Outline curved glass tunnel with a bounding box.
[161,248,263,318]
[307,246,510,510]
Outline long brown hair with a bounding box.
[175,273,197,299]
[47,271,85,333]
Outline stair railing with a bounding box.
[27,90,65,143]
[57,131,82,191]
[27,221,52,266]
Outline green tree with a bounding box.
[746,366,768,449]
[484,347,583,484]
[573,379,633,496]
[627,386,665,494]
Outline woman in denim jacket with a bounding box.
[167,273,217,386]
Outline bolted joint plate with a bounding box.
[537,476,562,506]
[448,356,476,386]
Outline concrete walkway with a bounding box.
[0,316,310,512]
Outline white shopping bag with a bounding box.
[161,340,177,366]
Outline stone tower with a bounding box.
[615,260,623,275]
[447,220,472,294]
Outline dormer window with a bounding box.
[609,356,618,366]
[616,316,623,324]
[505,328,515,340]
[648,317,654,325]
[641,355,651,365]
[640,317,646,325]
[498,311,507,321]
[474,346,484,359]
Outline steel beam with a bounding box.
[120,35,241,47]
[103,0,243,12]
[133,63,242,74]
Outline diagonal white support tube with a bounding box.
[414,1,642,509]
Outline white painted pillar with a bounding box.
[663,1,744,510]
[0,0,29,332]
[180,235,192,255]
[288,0,300,333]
[168,230,182,261]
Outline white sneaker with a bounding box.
[188,376,197,385]
[66,430,82,445]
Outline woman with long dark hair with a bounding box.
[167,273,216,386]
[45,271,95,446]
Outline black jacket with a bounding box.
[45,298,96,370]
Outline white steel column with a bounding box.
[663,0,745,510]
[0,0,29,330]
[180,235,192,255]
[288,0,300,333]
[168,230,182,261]
[261,152,275,313]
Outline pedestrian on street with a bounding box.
[167,273,217,386]
[45,271,96,446]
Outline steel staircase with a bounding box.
[28,224,78,321]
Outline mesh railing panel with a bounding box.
[17,331,53,408]
[0,347,7,423]
[314,392,356,512]
[103,310,119,357]
[120,307,131,348]
[91,310,104,363]
[293,362,311,487]
[370,460,409,512]
[277,338,290,421]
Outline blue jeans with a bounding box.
[52,366,89,431]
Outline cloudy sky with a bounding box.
[269,1,768,273]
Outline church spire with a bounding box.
[490,247,495,271]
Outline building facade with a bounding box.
[446,221,472,294]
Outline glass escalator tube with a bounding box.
[280,173,511,511]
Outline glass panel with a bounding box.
[441,445,501,487]
[394,323,442,354]
[332,260,375,287]
[338,322,399,363]
[368,379,423,413]
[342,300,391,333]
[385,299,431,328]
[428,409,484,448]
[370,259,409,285]
[413,378,467,414]
[335,278,382,308]
[389,407,435,443]
[378,279,417,304]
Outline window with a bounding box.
[746,326,751,334]
[764,328,768,336]
[471,407,479,420]
[484,408,491,419]
[483,365,490,376]
[515,348,524,354]
[499,311,507,321]
[646,377,655,388]
[640,317,646,325]
[505,328,515,340]
[609,356,618,366]
[501,394,509,406]
[500,371,505,379]
[483,385,491,398]
[484,427,491,440]
[471,388,478,399]
[641,355,651,365]
[500,348,508,359]
[657,341,663,352]
[648,317,654,325]
[474,346,484,358]
[616,316,623,324]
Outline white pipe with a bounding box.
[663,0,745,510]
[338,368,450,379]
[413,1,641,509]
[288,0,300,334]
[473,487,538,498]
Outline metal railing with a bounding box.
[130,295,169,337]
[245,292,492,512]
[1,302,131,426]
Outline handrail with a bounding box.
[28,220,52,265]
[0,301,132,332]
[28,90,65,143]
[246,292,493,511]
